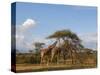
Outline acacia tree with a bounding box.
[47,29,83,50]
[32,42,45,63]
[47,29,84,64]
[34,42,45,53]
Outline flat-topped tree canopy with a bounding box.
[47,29,81,41]
[47,29,84,49]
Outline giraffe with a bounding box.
[50,46,61,63]
[64,40,82,64]
[40,41,57,64]
[50,41,68,64]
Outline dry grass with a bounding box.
[16,63,96,73]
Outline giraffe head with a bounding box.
[48,45,55,50]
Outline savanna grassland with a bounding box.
[15,30,97,73]
[15,49,97,72]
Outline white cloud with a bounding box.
[16,19,36,34]
[16,34,24,41]
[80,33,97,43]
[16,19,37,52]
[16,35,33,52]
[16,34,25,51]
[22,19,36,29]
[80,33,97,50]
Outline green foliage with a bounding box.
[47,29,81,41]
[34,42,45,53]
[47,29,83,48]
[16,53,41,64]
[16,50,97,65]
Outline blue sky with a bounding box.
[14,2,97,51]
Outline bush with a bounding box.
[16,53,41,64]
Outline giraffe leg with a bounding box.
[41,57,43,64]
[51,53,54,63]
[57,51,60,64]
[51,49,55,63]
